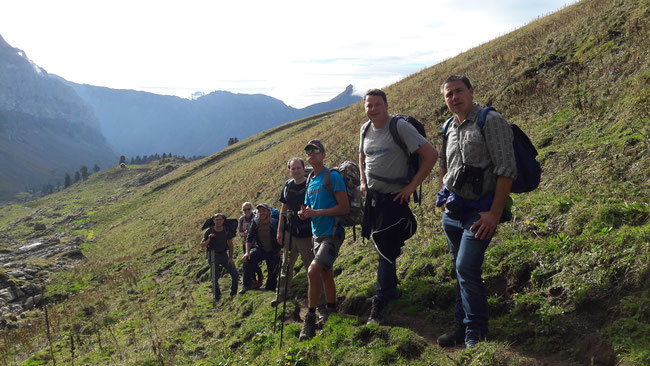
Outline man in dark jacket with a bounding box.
[240,203,281,293]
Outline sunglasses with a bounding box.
[243,207,252,211]
[305,147,322,155]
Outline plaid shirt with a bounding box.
[440,103,517,200]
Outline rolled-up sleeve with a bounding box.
[484,112,517,180]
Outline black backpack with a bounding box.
[442,107,541,193]
[361,114,427,203]
[201,216,238,239]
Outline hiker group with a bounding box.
[199,75,540,349]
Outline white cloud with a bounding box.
[0,0,576,107]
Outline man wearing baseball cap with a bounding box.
[240,203,281,293]
[297,139,349,340]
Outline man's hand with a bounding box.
[392,185,415,204]
[242,253,249,262]
[470,211,500,240]
[298,206,316,219]
[277,231,284,247]
[360,181,367,197]
[228,257,235,267]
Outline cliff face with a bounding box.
[0,35,117,198]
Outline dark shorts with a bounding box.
[312,231,345,271]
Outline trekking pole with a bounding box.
[210,249,217,307]
[279,211,294,347]
[273,214,287,333]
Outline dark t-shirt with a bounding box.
[203,227,228,253]
[279,179,312,237]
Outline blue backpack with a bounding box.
[442,107,541,193]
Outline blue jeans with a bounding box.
[376,256,398,303]
[442,211,491,342]
[209,251,239,299]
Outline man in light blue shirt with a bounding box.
[298,139,349,341]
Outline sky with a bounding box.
[1,0,577,108]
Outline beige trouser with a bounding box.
[276,231,319,302]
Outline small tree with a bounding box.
[228,137,239,146]
[119,155,126,165]
[80,166,89,181]
[74,171,81,183]
[93,164,100,173]
[64,173,72,188]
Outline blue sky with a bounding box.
[1,0,576,108]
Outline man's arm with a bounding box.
[277,203,288,246]
[243,222,257,260]
[359,153,367,197]
[470,176,513,240]
[200,231,212,248]
[227,238,235,265]
[301,190,349,218]
[392,142,438,204]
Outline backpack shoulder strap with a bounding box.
[442,116,455,140]
[322,168,336,199]
[476,106,496,129]
[388,115,407,154]
[361,120,373,153]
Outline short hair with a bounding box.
[440,75,473,93]
[287,157,305,169]
[364,89,387,104]
[212,213,226,221]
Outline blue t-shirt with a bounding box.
[304,168,346,236]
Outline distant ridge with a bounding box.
[64,80,361,157]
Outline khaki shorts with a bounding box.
[312,231,345,271]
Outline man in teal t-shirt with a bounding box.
[298,139,349,341]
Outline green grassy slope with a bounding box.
[1,0,649,364]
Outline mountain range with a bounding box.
[64,82,360,158]
[0,35,117,198]
[0,33,360,199]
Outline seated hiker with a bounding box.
[239,201,263,288]
[199,213,239,304]
[240,203,281,293]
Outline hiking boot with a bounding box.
[238,286,250,294]
[298,312,317,341]
[437,324,465,347]
[366,297,385,325]
[316,305,334,329]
